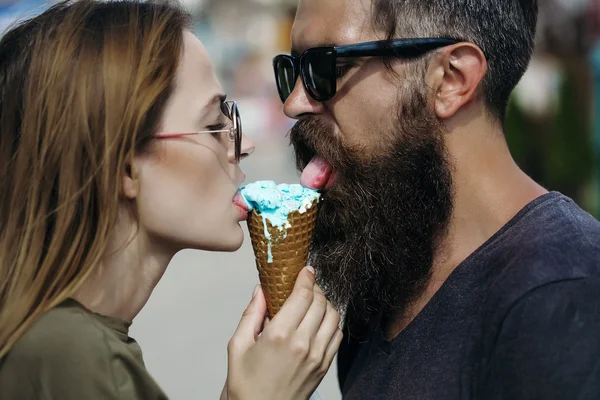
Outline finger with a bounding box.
[322,329,343,369]
[296,284,328,337]
[312,301,341,356]
[230,285,267,349]
[258,316,271,337]
[271,267,316,329]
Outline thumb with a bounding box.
[231,285,267,347]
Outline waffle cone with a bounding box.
[247,201,319,317]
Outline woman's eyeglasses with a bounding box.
[273,38,460,103]
[154,100,242,162]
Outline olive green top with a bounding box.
[0,299,168,399]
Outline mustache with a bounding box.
[289,117,356,172]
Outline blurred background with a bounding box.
[2,0,600,399]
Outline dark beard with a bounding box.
[289,90,453,331]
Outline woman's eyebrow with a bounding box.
[196,93,227,125]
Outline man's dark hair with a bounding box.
[372,0,538,120]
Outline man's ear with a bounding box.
[122,163,139,200]
[429,43,487,119]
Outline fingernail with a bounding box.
[306,266,315,274]
[252,285,260,298]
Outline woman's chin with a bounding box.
[217,237,244,253]
[227,229,245,252]
[184,228,244,252]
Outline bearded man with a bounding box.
[272,0,600,398]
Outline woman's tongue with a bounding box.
[300,155,333,189]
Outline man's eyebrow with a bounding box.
[291,43,338,57]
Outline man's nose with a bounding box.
[283,76,325,119]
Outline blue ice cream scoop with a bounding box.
[240,181,321,262]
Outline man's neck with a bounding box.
[384,121,547,340]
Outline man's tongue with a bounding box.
[300,155,333,189]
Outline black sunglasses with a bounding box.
[273,37,459,103]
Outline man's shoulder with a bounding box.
[525,193,600,254]
[491,193,600,284]
[478,193,600,330]
[477,276,600,399]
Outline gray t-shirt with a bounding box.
[338,192,600,399]
[0,299,168,399]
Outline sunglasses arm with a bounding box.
[335,38,459,58]
[154,130,230,139]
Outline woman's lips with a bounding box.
[234,204,249,220]
[232,191,249,210]
[233,191,250,220]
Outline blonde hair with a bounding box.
[0,0,190,358]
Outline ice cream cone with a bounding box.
[247,200,319,317]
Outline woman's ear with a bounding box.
[122,163,139,200]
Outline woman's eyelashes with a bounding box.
[207,122,227,139]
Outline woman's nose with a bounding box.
[230,134,255,163]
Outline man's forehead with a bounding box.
[291,0,374,54]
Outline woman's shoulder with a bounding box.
[4,299,119,367]
[0,300,167,399]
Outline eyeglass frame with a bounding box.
[154,100,242,162]
[273,37,460,103]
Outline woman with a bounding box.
[0,1,342,399]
